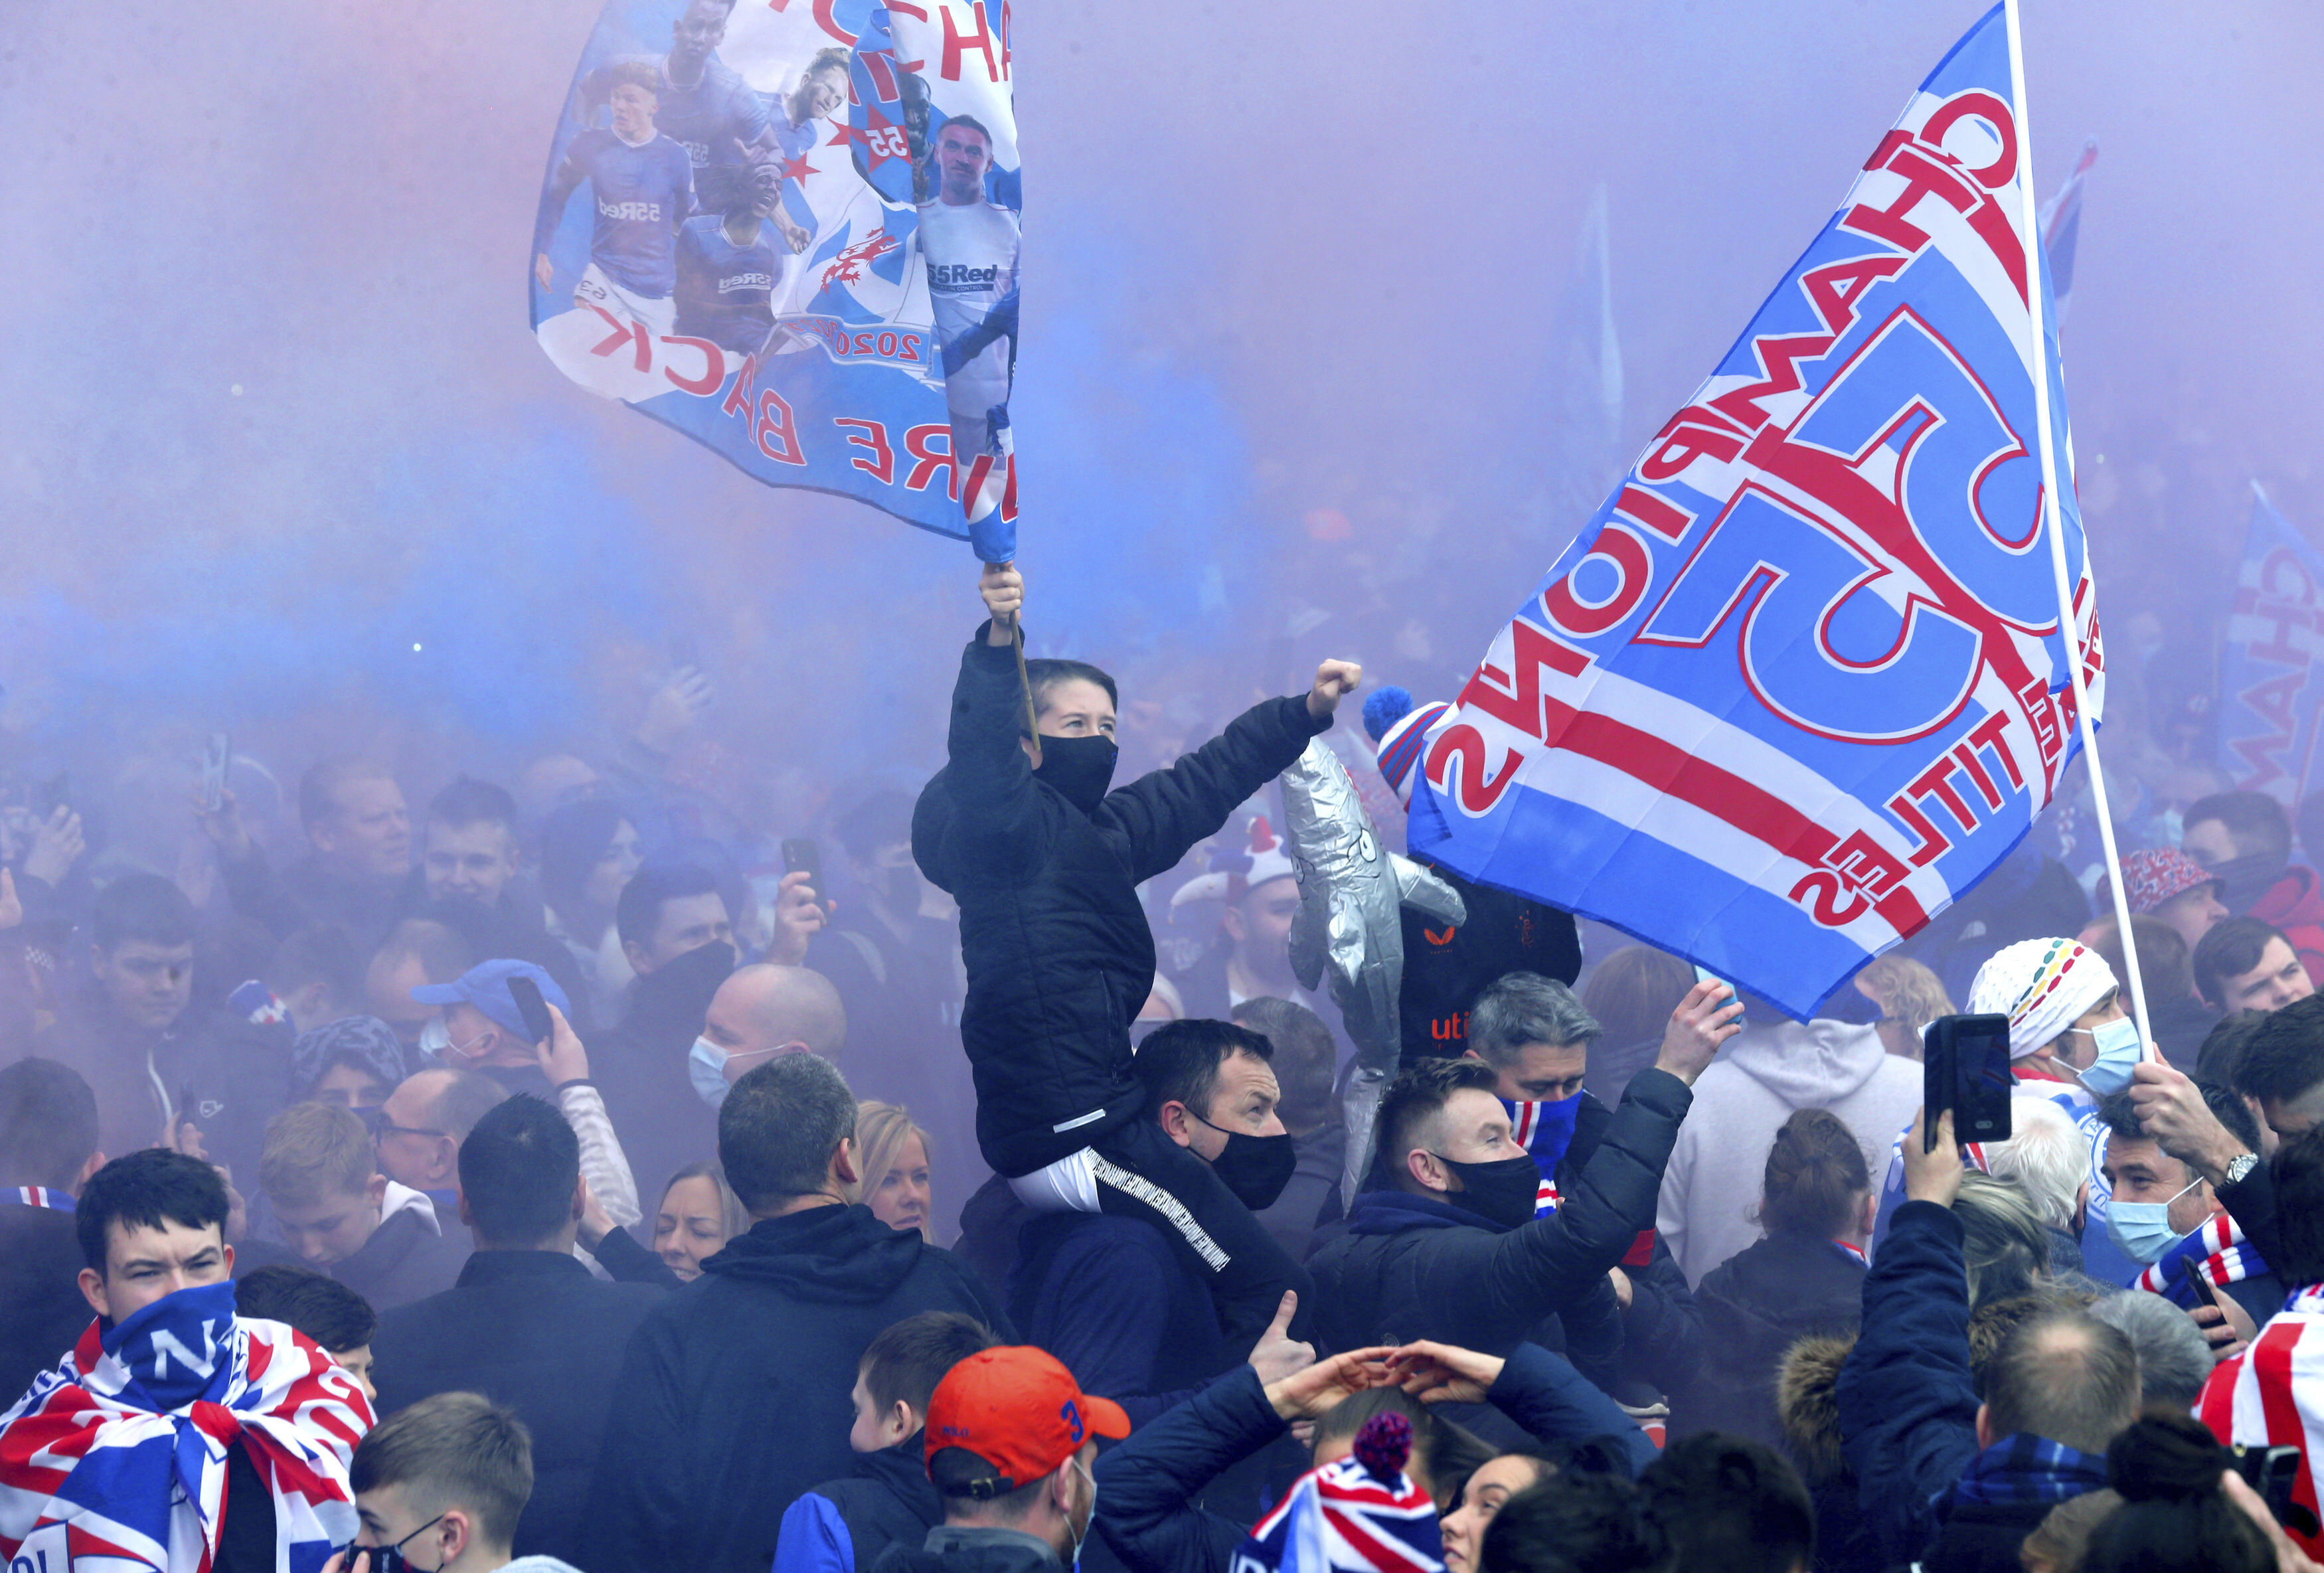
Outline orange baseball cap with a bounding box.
[923,1345,1130,1497]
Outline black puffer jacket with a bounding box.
[1305,1068,1691,1355]
[913,625,1328,1177]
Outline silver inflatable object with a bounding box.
[1280,737,1466,1204]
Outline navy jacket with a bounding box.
[583,1202,1011,1573]
[1833,1200,1980,1567]
[371,1250,663,1565]
[913,624,1327,1176]
[1307,1069,1691,1356]
[1009,1212,1228,1427]
[776,1440,944,1573]
[1094,1345,1652,1573]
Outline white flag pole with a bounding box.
[2003,0,2152,1046]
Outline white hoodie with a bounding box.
[1655,1017,1922,1286]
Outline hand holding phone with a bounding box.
[782,838,827,913]
[1923,1014,2013,1151]
[2182,1254,2222,1310]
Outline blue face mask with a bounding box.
[2072,1015,2143,1098]
[2106,1176,2202,1265]
[689,1036,731,1109]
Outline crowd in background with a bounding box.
[3,579,2324,1573]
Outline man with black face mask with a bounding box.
[1008,1020,1313,1432]
[1307,1000,1728,1360]
[2183,790,2324,989]
[913,564,1358,1352]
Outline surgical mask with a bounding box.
[1066,1454,1097,1571]
[417,1018,452,1062]
[2069,1017,2143,1098]
[1193,1116,1297,1210]
[1034,734,1118,815]
[2106,1177,2203,1265]
[1432,1151,1542,1230]
[689,1036,732,1108]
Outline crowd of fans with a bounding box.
[4,564,2324,1573]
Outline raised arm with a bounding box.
[1098,661,1357,884]
[924,565,1048,881]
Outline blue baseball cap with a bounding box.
[411,959,572,1041]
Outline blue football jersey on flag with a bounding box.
[675,214,781,353]
[535,128,695,298]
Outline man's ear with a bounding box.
[77,1266,110,1321]
[1157,1100,1197,1149]
[1974,1402,1993,1451]
[890,1398,917,1442]
[1021,735,1044,770]
[2074,1182,2091,1238]
[74,1150,106,1194]
[1406,1148,1446,1193]
[1221,904,1248,944]
[1857,1191,1879,1239]
[367,1172,390,1210]
[622,939,653,975]
[833,1137,862,1189]
[572,1176,589,1222]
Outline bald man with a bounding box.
[697,964,847,1093]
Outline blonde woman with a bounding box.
[853,1101,934,1241]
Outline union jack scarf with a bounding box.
[0,1281,371,1572]
[2134,1214,2272,1308]
[1234,1414,1442,1573]
[2197,1283,2324,1558]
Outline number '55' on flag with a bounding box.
[1406,2,2102,1019]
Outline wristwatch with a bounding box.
[2223,1152,2260,1187]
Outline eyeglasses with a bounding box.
[373,1123,447,1143]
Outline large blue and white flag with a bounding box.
[531,0,1020,559]
[1406,4,2103,1017]
[2218,485,2324,809]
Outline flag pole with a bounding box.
[2003,0,2153,1047]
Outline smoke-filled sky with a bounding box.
[3,0,2319,826]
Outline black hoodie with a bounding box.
[589,938,734,1204]
[584,1202,1012,1573]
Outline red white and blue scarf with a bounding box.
[2134,1214,2272,1307]
[1505,1094,1657,1266]
[0,1281,371,1572]
[2,1188,72,1211]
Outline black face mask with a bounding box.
[1197,1116,1297,1210]
[2208,851,2287,917]
[1034,734,1118,816]
[1433,1152,1542,1230]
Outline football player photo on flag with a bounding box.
[1406,3,2103,1017]
[531,0,1021,558]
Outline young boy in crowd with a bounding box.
[773,1311,999,1573]
[325,1390,579,1573]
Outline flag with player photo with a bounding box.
[1404,3,2104,1017]
[531,0,1021,560]
[2217,484,2324,809]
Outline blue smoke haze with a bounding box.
[2,0,2318,821]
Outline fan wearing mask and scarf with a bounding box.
[1307,1015,1729,1361]
[0,1149,371,1573]
[911,562,1357,1351]
[2098,1090,2285,1330]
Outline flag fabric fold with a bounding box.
[1407,3,2100,1017]
[2218,486,2324,809]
